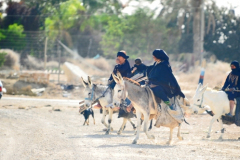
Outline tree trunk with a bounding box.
[192,0,202,61]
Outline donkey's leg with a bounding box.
[92,112,95,125]
[133,110,142,144]
[207,115,218,138]
[106,108,113,135]
[177,123,183,140]
[166,128,173,145]
[218,118,224,140]
[148,119,153,131]
[101,108,108,128]
[128,119,136,130]
[83,120,86,126]
[118,118,128,135]
[143,113,155,139]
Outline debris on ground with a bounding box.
[31,88,46,96]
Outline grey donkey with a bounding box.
[81,76,136,135]
[112,72,196,145]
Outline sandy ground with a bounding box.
[0,97,240,160]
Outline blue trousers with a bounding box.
[151,85,169,102]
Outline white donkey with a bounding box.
[81,76,136,135]
[112,72,194,144]
[192,83,236,139]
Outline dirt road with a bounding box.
[0,97,240,160]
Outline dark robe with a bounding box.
[109,60,131,89]
[222,72,240,90]
[222,69,240,99]
[147,61,185,99]
[131,63,147,76]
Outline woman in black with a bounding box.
[147,49,185,110]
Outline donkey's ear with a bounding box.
[88,76,92,87]
[196,83,202,93]
[116,71,124,84]
[112,73,120,83]
[81,77,88,88]
[200,84,208,94]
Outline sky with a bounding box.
[1,0,239,16]
[120,0,240,16]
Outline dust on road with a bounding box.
[0,98,240,160]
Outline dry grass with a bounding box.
[46,61,59,69]
[176,60,229,99]
[0,49,20,70]
[65,58,115,84]
[24,55,44,70]
[85,57,113,71]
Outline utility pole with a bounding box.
[57,40,61,83]
[87,39,92,57]
[192,0,204,63]
[44,37,48,70]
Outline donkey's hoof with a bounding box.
[117,131,121,135]
[218,136,223,140]
[207,135,210,138]
[178,137,183,141]
[166,141,172,145]
[132,140,137,144]
[105,130,110,135]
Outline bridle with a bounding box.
[118,83,127,102]
[85,85,96,101]
[85,84,111,103]
[193,92,205,108]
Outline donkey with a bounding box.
[112,72,194,144]
[81,76,136,135]
[192,83,236,139]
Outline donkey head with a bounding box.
[178,97,198,115]
[192,83,208,109]
[81,76,95,108]
[111,71,127,107]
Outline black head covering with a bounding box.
[231,60,239,75]
[152,49,169,61]
[135,58,142,65]
[117,51,129,59]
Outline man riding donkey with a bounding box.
[108,50,131,89]
[146,49,185,111]
[222,60,240,117]
[108,50,134,115]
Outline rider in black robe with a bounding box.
[108,51,131,89]
[222,60,240,117]
[147,49,185,109]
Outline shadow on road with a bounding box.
[97,143,174,149]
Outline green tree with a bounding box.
[45,0,85,47]
[101,9,179,59]
[0,23,26,51]
[204,7,240,61]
